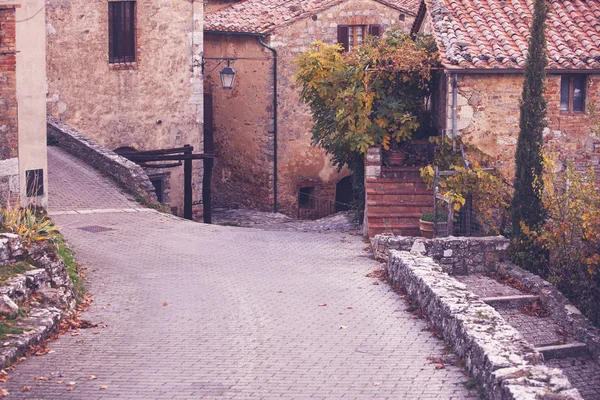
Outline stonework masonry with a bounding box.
[443,73,600,178]
[45,0,204,214]
[205,0,416,216]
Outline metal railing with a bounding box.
[297,193,353,220]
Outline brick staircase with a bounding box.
[365,148,433,237]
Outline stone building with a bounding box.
[204,0,420,217]
[413,0,600,178]
[0,0,48,208]
[45,0,204,215]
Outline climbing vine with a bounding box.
[419,137,512,234]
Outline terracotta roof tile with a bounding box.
[205,0,421,34]
[422,0,600,70]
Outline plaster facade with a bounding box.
[205,0,415,216]
[441,73,600,178]
[0,0,48,208]
[46,0,204,214]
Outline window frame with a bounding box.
[560,74,587,114]
[108,0,137,64]
[337,24,382,52]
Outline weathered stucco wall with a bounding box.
[0,0,48,208]
[0,5,18,206]
[46,0,203,214]
[204,34,274,211]
[16,0,48,208]
[443,73,600,178]
[205,0,416,216]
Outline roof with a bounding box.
[204,0,421,34]
[415,0,600,70]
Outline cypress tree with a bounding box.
[510,0,549,273]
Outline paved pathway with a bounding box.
[4,147,475,399]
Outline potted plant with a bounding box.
[419,211,448,238]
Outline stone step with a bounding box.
[536,342,589,360]
[481,294,539,309]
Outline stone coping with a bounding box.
[47,118,157,203]
[386,250,581,399]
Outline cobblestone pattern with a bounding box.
[386,250,581,400]
[495,262,600,363]
[47,147,140,212]
[547,357,600,400]
[47,118,157,204]
[498,311,573,347]
[372,234,510,274]
[1,149,477,398]
[455,274,524,298]
[213,208,361,233]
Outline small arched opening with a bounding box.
[335,176,353,212]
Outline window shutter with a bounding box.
[337,25,349,51]
[368,25,382,37]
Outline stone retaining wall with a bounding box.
[373,234,510,274]
[386,250,581,399]
[0,233,76,368]
[47,118,157,203]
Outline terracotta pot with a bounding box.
[419,219,448,238]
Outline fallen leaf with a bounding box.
[162,302,168,307]
[56,380,65,384]
[372,381,382,386]
[35,376,49,381]
[347,306,355,309]
[67,387,73,391]
[23,330,37,335]
[318,304,327,307]
[88,375,96,380]
[0,388,8,397]
[435,364,445,369]
[100,386,108,390]
[67,382,76,386]
[23,386,31,392]
[339,325,348,329]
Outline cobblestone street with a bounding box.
[3,148,475,399]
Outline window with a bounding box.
[337,25,382,52]
[560,75,586,113]
[108,1,136,63]
[298,187,315,209]
[25,169,44,197]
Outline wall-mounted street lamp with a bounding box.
[220,60,236,89]
[202,57,238,89]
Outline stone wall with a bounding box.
[0,6,18,206]
[45,0,203,213]
[386,250,581,399]
[372,233,510,273]
[204,0,416,216]
[48,118,158,203]
[442,73,600,179]
[0,233,75,368]
[203,34,275,212]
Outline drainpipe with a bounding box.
[258,35,278,214]
[451,73,458,151]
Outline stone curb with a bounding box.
[386,250,582,400]
[47,118,157,204]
